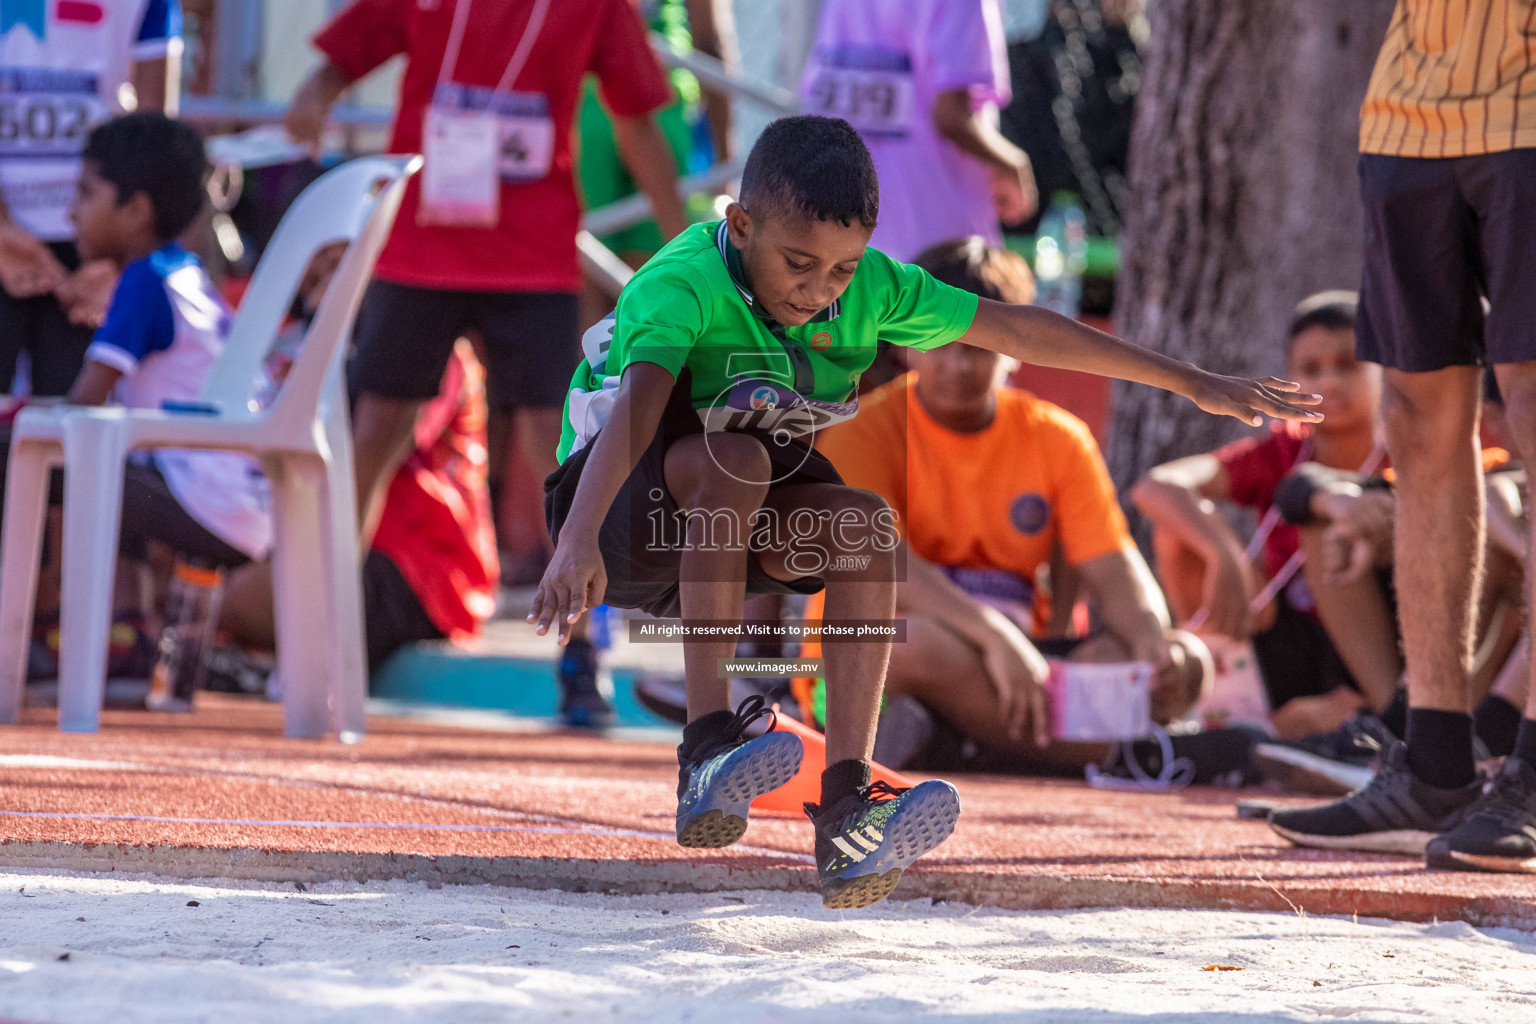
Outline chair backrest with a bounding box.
[256,156,418,439]
[200,156,419,415]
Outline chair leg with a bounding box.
[268,453,334,739]
[0,440,60,724]
[322,407,368,741]
[57,419,127,733]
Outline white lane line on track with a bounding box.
[0,755,142,770]
[0,809,815,863]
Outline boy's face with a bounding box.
[909,342,1013,410]
[69,161,153,263]
[724,202,872,327]
[1287,325,1380,433]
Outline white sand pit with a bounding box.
[0,870,1532,1023]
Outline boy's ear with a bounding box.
[123,189,157,238]
[724,201,752,249]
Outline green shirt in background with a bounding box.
[557,220,980,462]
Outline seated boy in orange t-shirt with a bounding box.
[815,238,1212,774]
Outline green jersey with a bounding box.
[557,220,979,462]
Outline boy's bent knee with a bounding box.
[665,432,772,508]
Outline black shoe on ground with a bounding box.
[1268,741,1482,855]
[1254,712,1396,796]
[1426,756,1536,874]
[676,695,804,848]
[805,778,960,910]
[558,640,614,729]
[1095,725,1264,789]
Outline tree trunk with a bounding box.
[1107,0,1396,515]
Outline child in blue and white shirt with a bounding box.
[60,112,269,565]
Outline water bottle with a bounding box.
[146,557,225,712]
[1033,192,1088,318]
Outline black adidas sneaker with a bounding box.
[676,695,804,848]
[1268,741,1481,855]
[1427,756,1536,874]
[805,779,960,910]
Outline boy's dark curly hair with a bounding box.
[83,112,208,242]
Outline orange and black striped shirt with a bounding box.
[1361,0,1536,157]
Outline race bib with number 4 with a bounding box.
[805,45,915,138]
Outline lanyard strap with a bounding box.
[437,0,554,96]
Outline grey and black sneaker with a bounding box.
[806,778,960,910]
[676,695,803,848]
[1268,741,1482,855]
[1426,757,1536,874]
[1255,712,1397,796]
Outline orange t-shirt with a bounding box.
[816,373,1134,587]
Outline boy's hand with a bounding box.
[1318,491,1392,585]
[55,260,118,327]
[0,221,67,298]
[528,538,607,645]
[1189,373,1323,427]
[1199,550,1260,639]
[974,605,1051,748]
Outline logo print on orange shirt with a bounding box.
[809,331,833,352]
[1010,493,1051,536]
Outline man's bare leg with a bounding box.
[1383,365,1483,786]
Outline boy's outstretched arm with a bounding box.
[529,362,676,643]
[960,300,1323,426]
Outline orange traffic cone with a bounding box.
[750,706,914,818]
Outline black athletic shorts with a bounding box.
[1357,149,1536,372]
[0,432,248,568]
[1250,570,1396,710]
[362,549,444,674]
[118,460,250,568]
[0,241,93,396]
[544,369,843,620]
[350,280,579,411]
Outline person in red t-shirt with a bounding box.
[221,340,499,674]
[285,0,685,718]
[1133,293,1392,736]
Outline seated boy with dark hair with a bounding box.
[535,114,1320,909]
[0,113,268,574]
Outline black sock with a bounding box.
[679,709,735,760]
[820,758,871,811]
[1512,719,1536,766]
[1379,688,1408,738]
[1405,708,1476,789]
[1474,695,1523,758]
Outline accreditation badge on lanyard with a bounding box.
[418,0,555,227]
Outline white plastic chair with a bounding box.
[0,155,419,739]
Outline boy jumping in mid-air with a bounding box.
[534,115,1321,910]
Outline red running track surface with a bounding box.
[1,695,1533,929]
